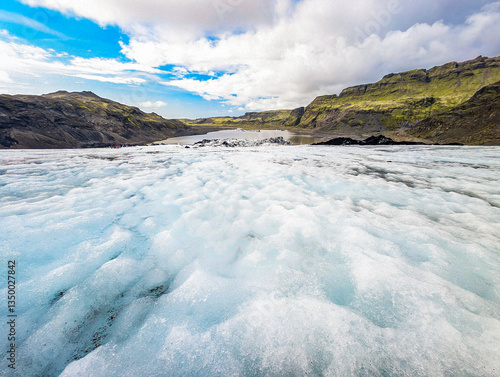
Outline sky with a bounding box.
[0,0,499,119]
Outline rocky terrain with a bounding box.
[191,136,292,148]
[0,91,192,149]
[183,56,500,145]
[2,56,499,148]
[313,135,429,146]
[405,81,500,145]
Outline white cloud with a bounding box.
[20,0,282,40]
[14,0,500,111]
[0,9,68,39]
[0,71,13,83]
[74,74,145,85]
[172,66,188,78]
[0,37,53,79]
[64,57,162,76]
[0,36,158,88]
[152,1,500,110]
[139,100,167,109]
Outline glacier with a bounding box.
[0,145,499,377]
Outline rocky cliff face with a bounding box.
[297,56,500,134]
[404,81,500,145]
[0,91,191,149]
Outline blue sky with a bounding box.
[0,0,499,118]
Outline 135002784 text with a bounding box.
[7,260,16,370]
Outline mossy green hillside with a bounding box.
[299,56,500,131]
[184,56,500,140]
[404,80,500,145]
[182,108,303,129]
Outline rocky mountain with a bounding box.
[2,56,499,148]
[0,91,192,149]
[184,108,305,130]
[183,56,500,145]
[298,55,500,134]
[404,80,500,145]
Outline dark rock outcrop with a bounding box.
[313,135,428,146]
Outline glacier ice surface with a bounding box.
[0,145,499,376]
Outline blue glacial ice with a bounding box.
[0,145,499,376]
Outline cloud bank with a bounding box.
[10,0,500,111]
